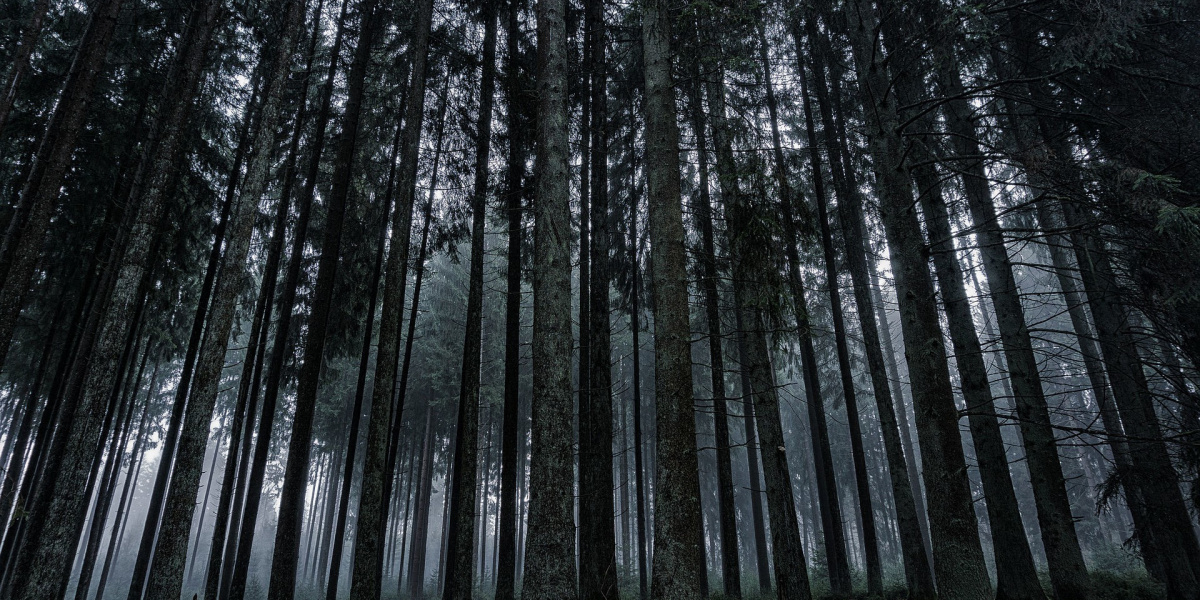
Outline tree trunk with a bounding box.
[783,20,887,595]
[755,21,852,595]
[186,417,226,583]
[197,67,267,599]
[580,1,620,597]
[694,36,774,594]
[380,75,447,588]
[267,0,384,596]
[841,0,992,596]
[683,24,740,599]
[225,1,355,596]
[914,19,1092,595]
[733,285,813,600]
[792,15,934,596]
[407,407,436,600]
[348,0,434,596]
[140,0,306,596]
[324,117,404,600]
[909,144,1046,600]
[641,2,706,597]
[95,365,155,600]
[521,0,579,597]
[494,2,528,597]
[0,307,57,540]
[629,153,649,600]
[75,343,150,600]
[443,3,498,597]
[130,51,253,600]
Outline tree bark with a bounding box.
[75,342,149,600]
[580,0,620,597]
[521,0,579,597]
[641,2,706,597]
[223,0,354,595]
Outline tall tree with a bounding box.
[521,0,579,596]
[348,0,434,595]
[266,0,384,595]
[580,0,620,598]
[494,2,529,598]
[840,0,993,596]
[225,1,356,596]
[755,18,853,595]
[790,13,934,596]
[6,1,224,595]
[443,1,499,597]
[641,1,706,597]
[685,13,740,598]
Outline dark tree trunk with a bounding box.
[95,364,155,600]
[733,285,813,600]
[348,0,434,595]
[580,1,620,598]
[130,50,253,600]
[443,3,498,597]
[521,0,579,596]
[628,144,649,600]
[733,308,772,594]
[325,116,404,600]
[693,35,773,593]
[641,2,706,596]
[7,0,220,594]
[0,307,57,538]
[785,20,886,595]
[267,0,384,596]
[407,407,436,600]
[380,75,448,587]
[792,16,934,596]
[684,71,740,600]
[186,417,225,583]
[914,20,1092,596]
[75,342,150,600]
[755,21,853,596]
[494,2,528,598]
[225,1,355,596]
[841,0,993,596]
[141,0,306,596]
[910,146,1047,600]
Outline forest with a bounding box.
[0,0,1197,599]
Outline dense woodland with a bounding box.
[0,0,1197,599]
